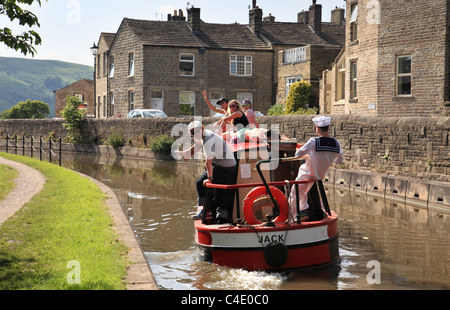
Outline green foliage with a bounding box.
[150,135,175,155]
[0,57,93,117]
[0,99,49,119]
[106,133,125,149]
[0,0,47,56]
[268,104,287,116]
[268,103,318,116]
[62,96,86,132]
[286,81,312,114]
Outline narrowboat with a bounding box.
[194,140,340,271]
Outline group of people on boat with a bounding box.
[175,90,343,225]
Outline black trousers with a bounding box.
[196,164,236,221]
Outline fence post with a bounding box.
[31,136,34,159]
[49,138,52,164]
[40,136,43,162]
[22,135,25,156]
[6,135,8,153]
[14,135,17,155]
[59,138,62,167]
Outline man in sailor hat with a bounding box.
[290,116,343,221]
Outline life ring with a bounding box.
[243,186,289,225]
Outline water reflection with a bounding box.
[60,154,450,290]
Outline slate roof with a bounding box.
[100,33,116,48]
[120,18,344,51]
[260,22,345,47]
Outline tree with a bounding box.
[0,0,46,56]
[62,96,86,143]
[1,99,49,119]
[286,81,312,114]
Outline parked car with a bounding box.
[128,109,168,118]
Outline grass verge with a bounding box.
[0,153,130,290]
[0,164,18,202]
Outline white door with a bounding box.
[150,91,164,111]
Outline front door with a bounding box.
[150,90,164,111]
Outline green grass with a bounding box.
[0,153,130,290]
[0,164,18,201]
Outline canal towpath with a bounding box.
[0,155,158,290]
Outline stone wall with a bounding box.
[1,115,449,182]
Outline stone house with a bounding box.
[54,79,94,118]
[320,0,450,116]
[93,2,344,118]
[94,33,115,118]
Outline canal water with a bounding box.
[61,153,450,290]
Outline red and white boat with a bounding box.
[194,141,340,271]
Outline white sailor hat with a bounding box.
[312,116,332,127]
[188,121,203,131]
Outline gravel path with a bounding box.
[0,155,157,290]
[0,156,46,226]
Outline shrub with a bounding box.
[150,135,175,155]
[107,133,125,148]
[268,104,286,116]
[286,81,312,114]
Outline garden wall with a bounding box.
[1,115,449,182]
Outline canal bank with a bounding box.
[0,153,158,290]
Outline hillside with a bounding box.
[0,57,93,117]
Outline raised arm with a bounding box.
[202,90,225,114]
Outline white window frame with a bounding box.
[336,58,346,101]
[179,91,195,116]
[129,90,135,111]
[237,92,253,106]
[351,61,357,99]
[179,53,195,77]
[350,4,358,41]
[110,93,115,117]
[109,56,115,79]
[230,55,253,76]
[285,76,303,98]
[129,53,135,77]
[396,55,412,96]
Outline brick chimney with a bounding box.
[264,13,275,23]
[331,7,345,25]
[309,1,322,34]
[249,7,263,34]
[188,7,201,31]
[298,10,309,24]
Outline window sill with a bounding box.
[393,95,415,100]
[349,98,358,103]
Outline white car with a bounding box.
[128,109,168,118]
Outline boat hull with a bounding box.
[195,212,340,271]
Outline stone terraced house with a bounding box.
[320,0,450,117]
[93,2,345,118]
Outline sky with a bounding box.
[0,0,346,67]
